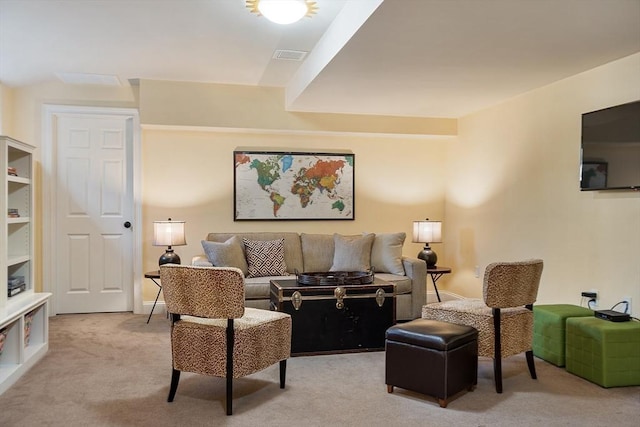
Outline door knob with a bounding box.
[124,221,132,229]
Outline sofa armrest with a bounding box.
[192,255,213,267]
[402,256,427,319]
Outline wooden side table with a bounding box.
[427,266,451,302]
[144,270,161,323]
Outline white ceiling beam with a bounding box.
[284,0,384,111]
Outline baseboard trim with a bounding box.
[142,300,167,316]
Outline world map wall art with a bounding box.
[234,150,355,220]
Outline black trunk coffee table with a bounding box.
[270,277,396,356]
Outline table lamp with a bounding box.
[412,219,442,268]
[153,218,186,266]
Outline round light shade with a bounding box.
[258,0,308,24]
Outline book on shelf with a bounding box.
[8,275,25,287]
[8,208,20,218]
[7,166,17,176]
[8,283,26,297]
[8,275,26,297]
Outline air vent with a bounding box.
[272,49,308,61]
[56,72,121,86]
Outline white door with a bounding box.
[54,113,134,313]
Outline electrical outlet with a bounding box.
[474,266,480,278]
[581,289,598,308]
[622,296,632,314]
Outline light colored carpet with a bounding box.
[0,313,638,426]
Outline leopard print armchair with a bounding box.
[159,264,292,415]
[422,259,543,393]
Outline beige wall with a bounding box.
[138,79,457,136]
[8,82,138,292]
[141,127,449,300]
[137,80,452,300]
[10,81,138,145]
[4,53,639,313]
[444,53,640,313]
[5,78,450,306]
[0,84,15,135]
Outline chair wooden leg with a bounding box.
[279,360,287,388]
[226,376,233,416]
[226,319,234,416]
[526,350,537,379]
[493,357,503,394]
[167,369,180,402]
[492,308,503,393]
[525,304,537,380]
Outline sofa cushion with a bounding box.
[243,238,289,278]
[330,233,375,271]
[370,232,406,275]
[301,233,334,272]
[243,276,286,300]
[201,237,248,276]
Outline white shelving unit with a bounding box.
[1,135,51,395]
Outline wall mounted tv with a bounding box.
[580,100,640,191]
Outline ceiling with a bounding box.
[1,0,639,118]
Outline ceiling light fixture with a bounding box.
[246,0,318,25]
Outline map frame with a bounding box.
[234,150,355,221]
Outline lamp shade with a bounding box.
[412,220,442,244]
[153,220,186,247]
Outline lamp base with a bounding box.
[159,248,181,266]
[417,245,437,269]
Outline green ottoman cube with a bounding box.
[533,304,593,366]
[565,317,640,387]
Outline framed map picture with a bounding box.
[234,150,355,220]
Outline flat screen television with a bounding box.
[580,100,640,191]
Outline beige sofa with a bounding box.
[192,232,427,321]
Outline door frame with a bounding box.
[42,105,142,316]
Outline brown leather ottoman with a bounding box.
[385,319,478,408]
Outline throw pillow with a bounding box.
[369,232,406,275]
[330,233,375,272]
[300,233,335,272]
[243,238,288,278]
[201,236,248,276]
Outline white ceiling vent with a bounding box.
[56,72,121,86]
[272,49,308,61]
